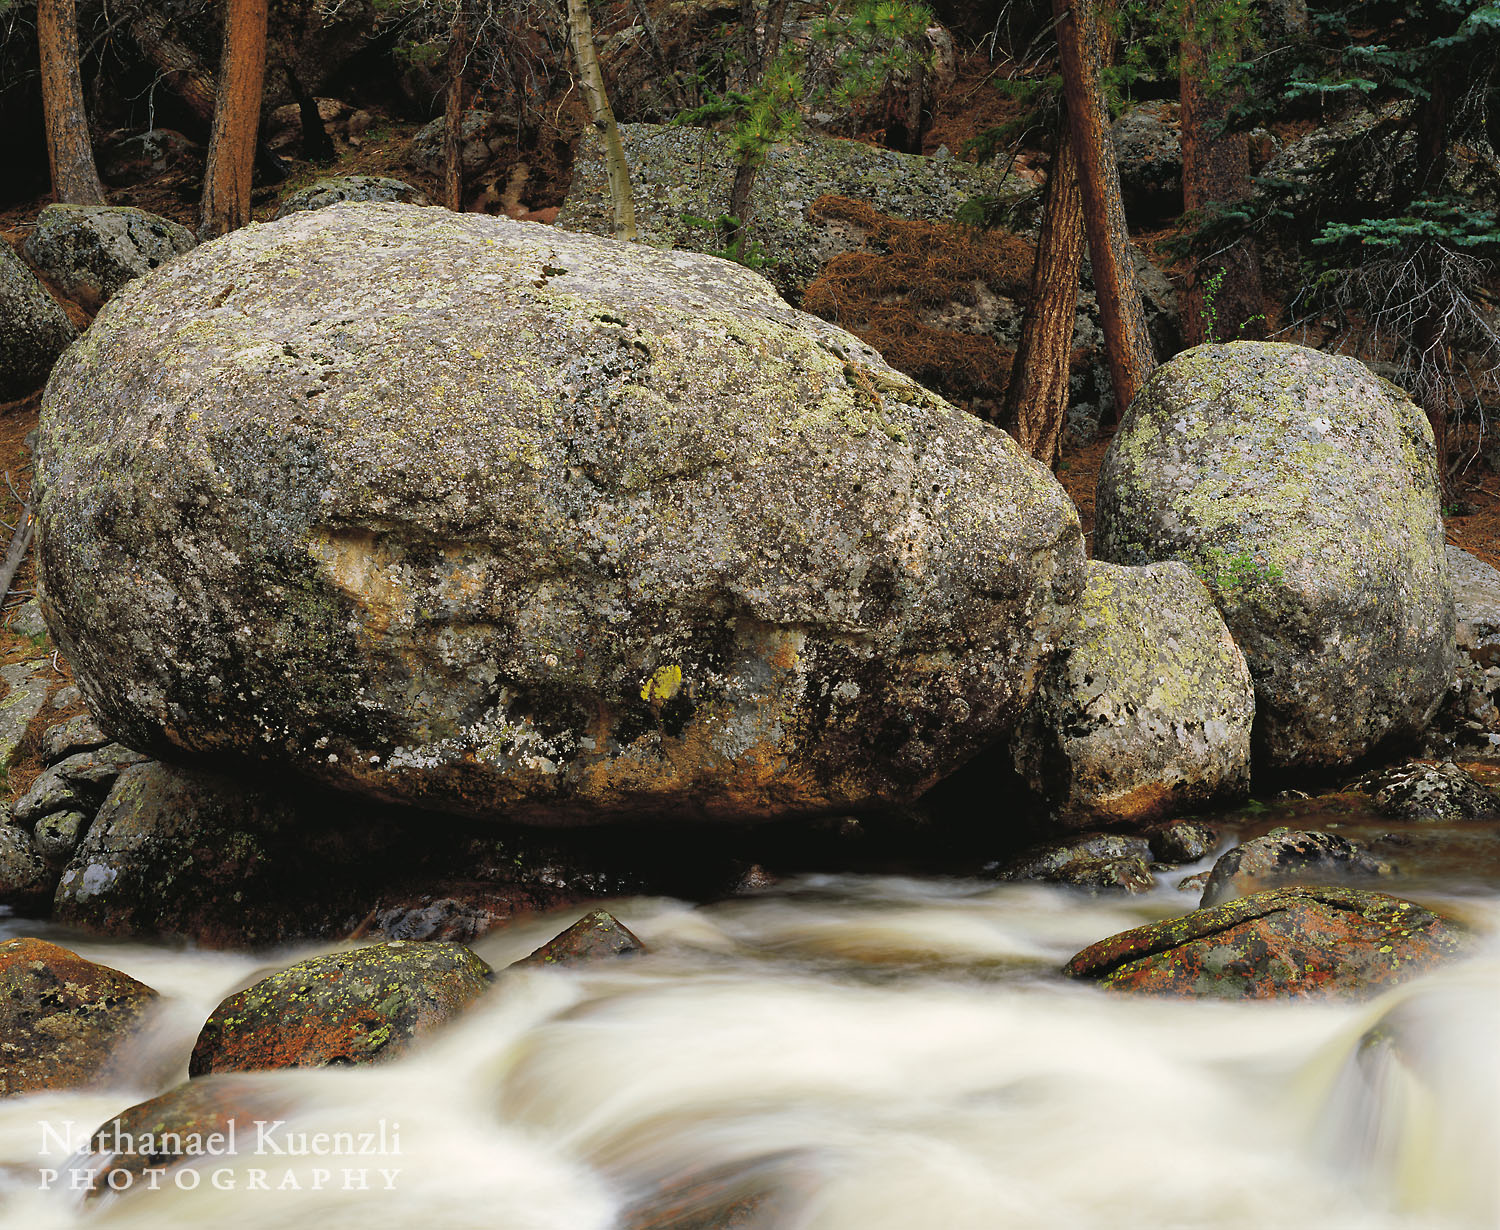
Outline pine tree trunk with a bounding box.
[566,0,637,241]
[443,3,468,212]
[199,0,269,238]
[1005,110,1084,469]
[37,0,105,205]
[1180,1,1264,345]
[1051,0,1154,417]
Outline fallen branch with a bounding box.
[0,503,35,610]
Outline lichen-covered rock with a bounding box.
[1198,828,1391,907]
[1064,887,1467,999]
[0,659,52,773]
[33,809,90,863]
[517,909,645,967]
[1448,545,1500,668]
[189,940,493,1075]
[1351,760,1499,822]
[409,109,517,177]
[22,204,196,312]
[0,826,56,911]
[39,203,1085,824]
[558,123,1018,302]
[0,937,157,1094]
[40,711,109,764]
[1013,560,1254,826]
[1144,819,1220,865]
[1095,342,1455,769]
[993,833,1156,894]
[0,242,76,401]
[1110,101,1182,221]
[13,743,147,826]
[272,175,429,219]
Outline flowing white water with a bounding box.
[0,876,1495,1230]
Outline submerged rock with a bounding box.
[1095,343,1454,770]
[39,203,1084,824]
[0,241,76,401]
[517,909,645,967]
[22,204,196,312]
[1064,887,1466,999]
[0,937,157,1094]
[1012,560,1254,827]
[189,940,493,1075]
[1351,760,1499,822]
[1198,828,1391,907]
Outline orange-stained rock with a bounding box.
[189,940,493,1076]
[0,937,157,1095]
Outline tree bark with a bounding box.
[443,2,469,212]
[37,0,105,205]
[1005,110,1085,469]
[200,0,269,238]
[1051,0,1154,417]
[1180,0,1264,346]
[566,0,637,240]
[284,64,335,163]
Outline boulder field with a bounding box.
[37,202,1085,825]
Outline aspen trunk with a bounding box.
[37,0,105,205]
[1005,110,1085,469]
[443,2,469,212]
[566,0,637,241]
[1051,0,1154,417]
[200,0,269,238]
[1180,0,1264,345]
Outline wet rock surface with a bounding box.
[1198,827,1391,907]
[1095,342,1455,770]
[39,202,1084,825]
[993,834,1156,894]
[0,937,158,1095]
[189,940,493,1075]
[21,204,196,312]
[1012,559,1254,827]
[518,909,646,967]
[1145,819,1220,865]
[1351,760,1500,822]
[1065,886,1467,999]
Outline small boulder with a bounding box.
[517,909,645,967]
[189,941,493,1075]
[1198,828,1391,907]
[993,834,1156,894]
[272,175,429,219]
[1351,760,1500,822]
[1110,101,1182,221]
[7,598,48,638]
[1144,819,1220,865]
[97,128,201,187]
[40,711,110,764]
[33,809,90,863]
[409,109,517,177]
[1448,546,1500,668]
[0,242,76,401]
[1012,560,1254,826]
[1096,343,1455,770]
[0,937,157,1094]
[1064,887,1466,999]
[22,204,196,312]
[14,743,147,826]
[0,826,55,911]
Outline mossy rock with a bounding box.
[189,940,493,1075]
[1065,886,1467,999]
[0,937,157,1095]
[1095,342,1455,770]
[39,203,1083,824]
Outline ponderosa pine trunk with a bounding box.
[1180,0,1264,345]
[199,0,269,238]
[566,0,636,240]
[443,2,469,212]
[37,0,105,205]
[1051,0,1154,417]
[1005,109,1084,469]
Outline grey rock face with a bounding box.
[13,744,147,826]
[0,661,52,773]
[0,242,76,401]
[1110,101,1182,221]
[34,809,90,863]
[1352,760,1499,822]
[1199,828,1391,907]
[272,176,429,219]
[40,712,109,764]
[558,122,1018,302]
[0,826,55,911]
[39,203,1085,824]
[1447,545,1500,668]
[994,833,1156,894]
[1096,342,1455,770]
[22,204,196,312]
[1013,560,1254,827]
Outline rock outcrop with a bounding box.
[39,203,1084,824]
[1095,342,1455,770]
[1012,560,1254,826]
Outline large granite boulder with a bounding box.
[38,203,1085,824]
[0,242,76,401]
[1095,343,1454,770]
[22,204,196,312]
[1012,560,1254,826]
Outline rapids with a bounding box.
[0,871,1494,1230]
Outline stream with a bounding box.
[0,860,1495,1229]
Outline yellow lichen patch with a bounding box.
[640,664,683,704]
